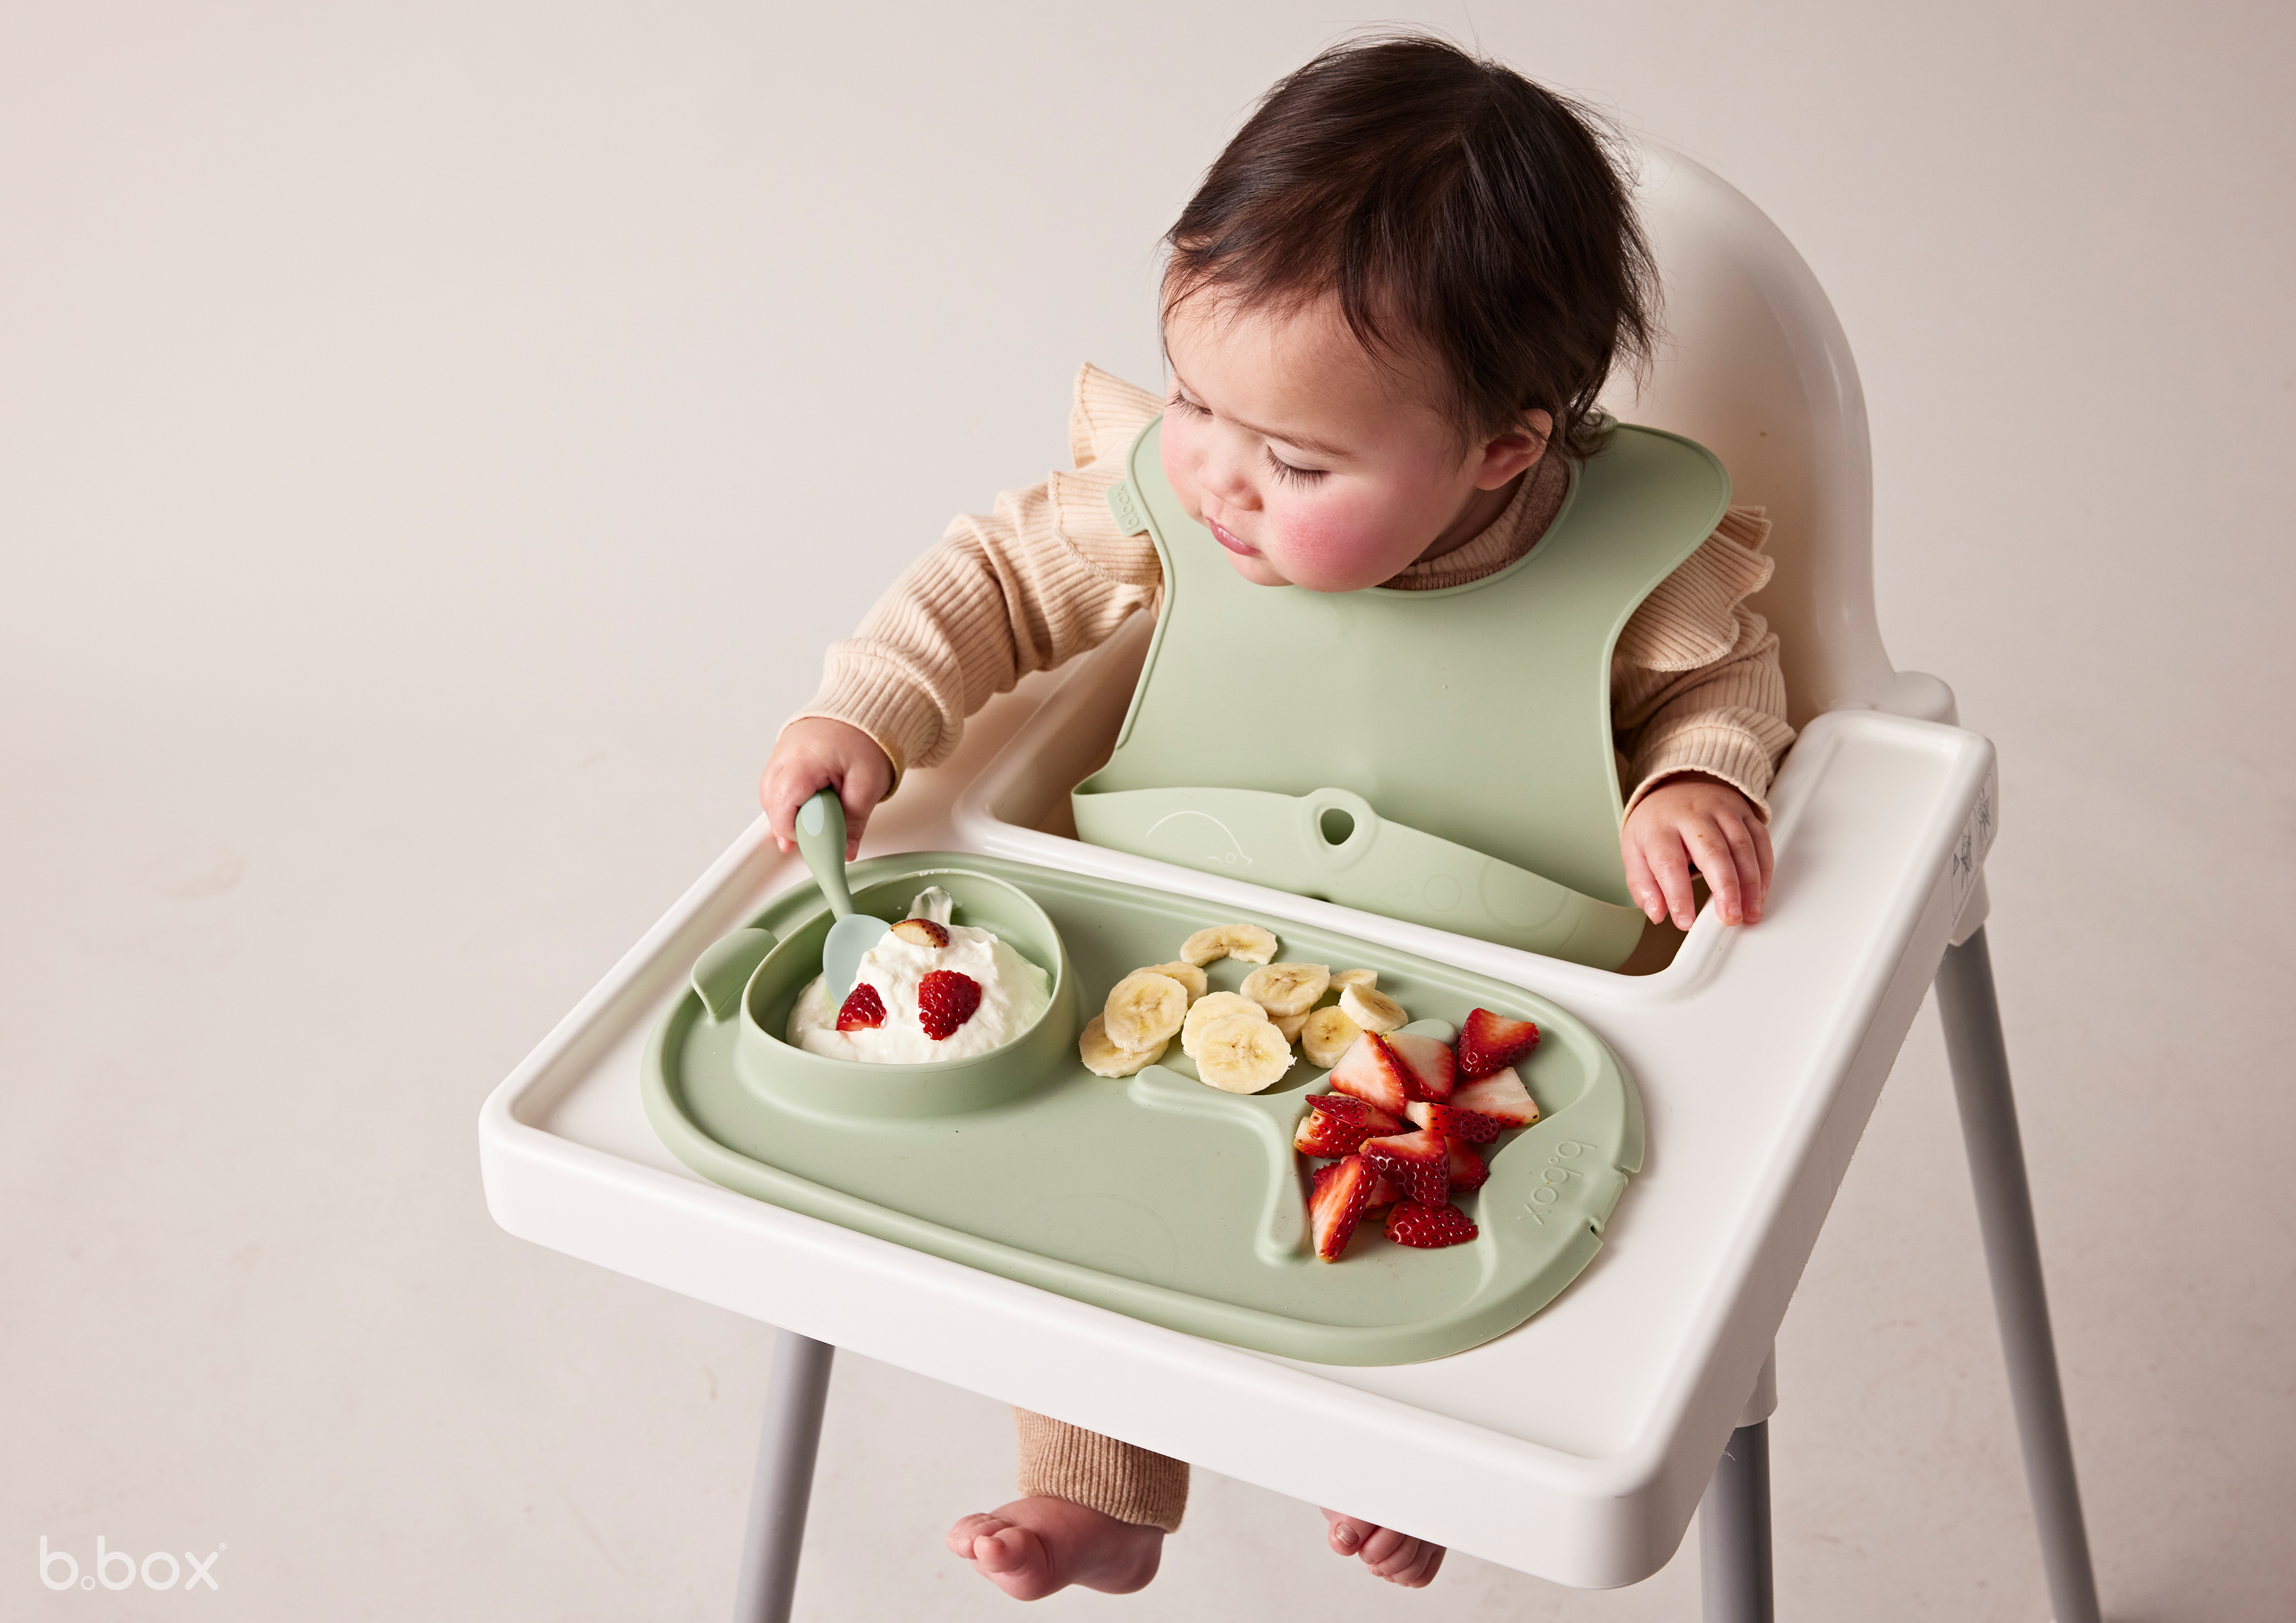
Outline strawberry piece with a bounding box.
[891,918,950,948]
[1329,1033,1411,1115]
[1445,1137,1490,1193]
[835,982,887,1031]
[1363,1169,1401,1209]
[1456,1008,1539,1079]
[1450,1066,1539,1128]
[1386,1200,1479,1249]
[1385,1032,1456,1102]
[916,969,981,1040]
[1405,1099,1503,1145]
[1358,1127,1449,1205]
[1293,1094,1407,1159]
[1309,1155,1377,1261]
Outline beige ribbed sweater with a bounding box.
[791,365,1795,1533]
[793,365,1793,827]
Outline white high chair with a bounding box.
[1591,143,2100,1623]
[480,145,2100,1623]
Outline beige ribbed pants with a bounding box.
[1013,1410,1189,1533]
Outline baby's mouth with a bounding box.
[1207,518,1259,558]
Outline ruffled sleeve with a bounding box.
[1049,365,1165,584]
[784,366,1166,787]
[1614,506,1797,819]
[1069,363,1165,468]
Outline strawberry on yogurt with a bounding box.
[786,891,1050,1064]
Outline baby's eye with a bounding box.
[1265,450,1327,486]
[1166,391,1209,418]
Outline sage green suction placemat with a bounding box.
[643,853,1643,1367]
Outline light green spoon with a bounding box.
[795,790,889,999]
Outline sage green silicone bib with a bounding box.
[1074,418,1731,968]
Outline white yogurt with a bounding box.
[787,916,1051,1064]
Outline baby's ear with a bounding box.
[1473,410,1552,489]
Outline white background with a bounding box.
[4,2,2291,1617]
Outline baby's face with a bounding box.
[1158,293,1547,592]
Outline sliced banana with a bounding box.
[1239,961,1330,1018]
[1301,1005,1364,1067]
[1104,969,1188,1050]
[1079,1014,1167,1078]
[1271,1008,1309,1042]
[1181,991,1264,1058]
[1140,960,1210,1005]
[1178,923,1280,966]
[1331,969,1378,993]
[1223,925,1279,965]
[1193,1011,1295,1093]
[1338,983,1408,1033]
[1177,927,1232,967]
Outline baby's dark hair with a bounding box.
[1165,35,1657,459]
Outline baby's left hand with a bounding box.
[1621,774,1774,929]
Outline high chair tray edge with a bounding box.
[478,685,1996,1589]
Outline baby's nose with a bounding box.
[1205,448,1260,507]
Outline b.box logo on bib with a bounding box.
[39,1536,223,1592]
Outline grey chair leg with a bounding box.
[731,1332,835,1623]
[1935,927,2103,1623]
[1700,1421,1773,1623]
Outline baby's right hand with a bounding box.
[759,718,896,859]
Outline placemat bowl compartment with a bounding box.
[736,866,1079,1120]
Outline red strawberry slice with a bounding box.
[835,982,887,1031]
[916,969,982,1040]
[1292,1094,1407,1158]
[1385,1032,1456,1102]
[1456,1008,1539,1079]
[1445,1137,1490,1193]
[1363,1169,1401,1209]
[1386,1200,1479,1249]
[1358,1127,1449,1205]
[891,918,950,948]
[1309,1155,1377,1261]
[1404,1100,1504,1145]
[1450,1066,1539,1127]
[1329,1033,1411,1115]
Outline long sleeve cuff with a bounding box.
[1624,711,1788,822]
[783,642,961,796]
[1013,1410,1189,1533]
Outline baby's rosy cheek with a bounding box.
[1274,508,1372,584]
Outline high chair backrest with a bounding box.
[1597,145,1913,730]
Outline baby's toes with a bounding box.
[1321,1511,1378,1557]
[944,1512,1009,1559]
[971,1524,1045,1578]
[973,1524,1064,1599]
[1361,1538,1410,1578]
[1367,1536,1445,1586]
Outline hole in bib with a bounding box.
[1318,807,1355,846]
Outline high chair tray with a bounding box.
[486,699,1997,1586]
[642,851,1641,1366]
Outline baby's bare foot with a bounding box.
[944,1495,1164,1600]
[1320,1508,1446,1587]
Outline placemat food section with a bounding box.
[643,853,1642,1366]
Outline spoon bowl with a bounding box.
[795,790,890,997]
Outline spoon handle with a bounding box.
[795,790,855,918]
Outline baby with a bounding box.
[759,34,1791,1599]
